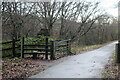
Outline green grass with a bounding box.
[3,57,22,63]
[2,50,13,57]
[71,41,117,55]
[71,44,102,54]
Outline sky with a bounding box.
[66,0,119,17]
[4,0,119,17]
[96,0,119,17]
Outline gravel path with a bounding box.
[30,41,118,78]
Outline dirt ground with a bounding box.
[2,41,114,79]
[2,56,69,79]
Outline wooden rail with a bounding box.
[1,38,71,60]
[21,37,71,60]
[22,37,51,59]
[1,39,21,57]
[51,39,71,59]
[0,39,20,44]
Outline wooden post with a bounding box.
[21,37,24,58]
[50,41,55,60]
[67,40,69,54]
[45,37,48,60]
[117,2,120,63]
[32,38,37,59]
[33,54,37,59]
[69,39,71,54]
[12,39,15,57]
[67,39,71,54]
[116,43,120,63]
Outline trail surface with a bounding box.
[31,42,117,78]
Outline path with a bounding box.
[30,41,118,78]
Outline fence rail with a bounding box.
[2,46,20,51]
[1,39,21,57]
[22,37,51,59]
[52,39,71,59]
[1,39,20,44]
[23,44,51,47]
[2,38,71,60]
[21,37,71,60]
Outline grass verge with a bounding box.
[71,44,102,54]
[71,41,117,55]
[102,51,120,79]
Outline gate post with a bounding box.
[50,41,55,60]
[116,43,120,63]
[21,37,24,58]
[67,39,71,54]
[12,38,15,57]
[45,37,48,60]
[69,39,71,54]
[67,40,69,54]
[117,1,120,63]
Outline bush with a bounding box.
[24,35,55,45]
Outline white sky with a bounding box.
[93,0,119,17]
[5,0,119,17]
[75,0,119,17]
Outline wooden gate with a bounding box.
[1,39,20,57]
[50,39,71,59]
[21,37,71,60]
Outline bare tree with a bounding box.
[2,2,37,39]
[59,1,104,41]
[36,1,63,32]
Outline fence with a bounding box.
[21,37,71,60]
[51,39,71,59]
[1,37,71,60]
[21,37,51,59]
[1,39,21,57]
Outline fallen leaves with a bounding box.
[102,52,120,79]
[2,58,47,79]
[103,63,119,78]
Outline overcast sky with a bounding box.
[96,0,119,17]
[4,0,119,17]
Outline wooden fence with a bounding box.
[51,39,71,59]
[21,37,71,60]
[21,37,51,59]
[1,37,71,60]
[1,39,21,57]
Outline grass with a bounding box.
[3,57,22,63]
[71,41,117,55]
[71,44,102,55]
